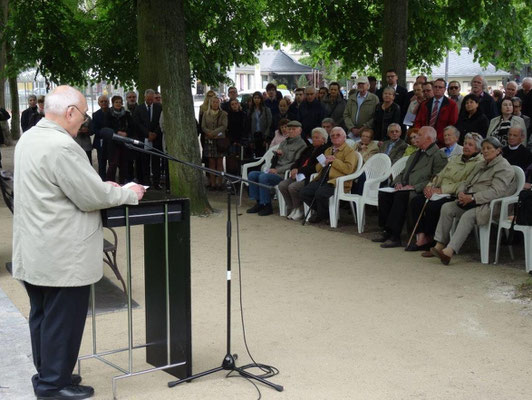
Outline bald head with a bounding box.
[44,85,88,137]
[417,126,437,150]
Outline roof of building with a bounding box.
[235,49,314,75]
[408,48,511,79]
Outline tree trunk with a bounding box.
[8,74,20,140]
[382,0,408,87]
[0,0,8,144]
[136,0,160,102]
[147,0,211,214]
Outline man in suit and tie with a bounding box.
[90,95,110,180]
[133,88,163,188]
[379,123,408,165]
[374,126,447,248]
[376,69,409,118]
[414,78,459,148]
[343,76,379,141]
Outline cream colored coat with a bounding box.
[12,118,138,287]
[429,152,483,194]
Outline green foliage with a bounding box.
[271,0,532,76]
[297,74,309,88]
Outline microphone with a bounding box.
[100,127,143,146]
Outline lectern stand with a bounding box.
[77,192,191,399]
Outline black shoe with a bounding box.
[32,374,82,386]
[308,214,323,224]
[372,232,390,243]
[36,384,94,400]
[404,243,431,252]
[258,203,273,216]
[380,239,402,248]
[246,203,263,214]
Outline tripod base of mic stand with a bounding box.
[167,353,284,392]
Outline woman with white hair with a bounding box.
[278,127,330,220]
[430,137,516,264]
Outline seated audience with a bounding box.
[354,128,379,162]
[301,127,358,223]
[373,126,447,248]
[454,94,489,141]
[487,98,527,147]
[379,123,408,165]
[373,87,401,141]
[278,127,330,221]
[270,118,289,147]
[430,137,516,265]
[246,120,307,216]
[502,126,532,172]
[441,126,463,158]
[402,128,419,157]
[407,132,483,253]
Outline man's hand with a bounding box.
[289,168,298,179]
[268,168,278,174]
[117,130,127,137]
[325,155,335,164]
[105,181,121,188]
[457,191,474,205]
[128,184,146,201]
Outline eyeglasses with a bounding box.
[68,105,90,122]
[448,86,459,90]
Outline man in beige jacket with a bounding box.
[12,85,145,400]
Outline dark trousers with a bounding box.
[24,282,90,395]
[96,148,107,181]
[301,181,335,219]
[136,142,163,185]
[106,145,128,184]
[410,194,454,237]
[378,190,411,240]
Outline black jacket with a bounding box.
[21,106,38,132]
[455,110,490,142]
[373,102,401,141]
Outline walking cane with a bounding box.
[302,163,332,226]
[406,196,429,248]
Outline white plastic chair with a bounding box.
[239,145,279,205]
[513,224,532,273]
[492,166,526,264]
[390,156,409,181]
[330,154,392,231]
[276,170,290,217]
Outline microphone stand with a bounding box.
[123,143,284,393]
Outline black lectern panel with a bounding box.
[101,193,191,379]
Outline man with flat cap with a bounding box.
[343,76,379,141]
[246,120,307,216]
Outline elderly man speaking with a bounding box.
[12,85,145,400]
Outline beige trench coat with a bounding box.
[12,118,138,287]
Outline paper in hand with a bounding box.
[317,153,327,167]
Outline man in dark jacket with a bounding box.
[91,95,110,180]
[322,82,346,131]
[21,95,38,132]
[133,88,163,188]
[376,69,409,118]
[298,86,325,140]
[467,75,498,120]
